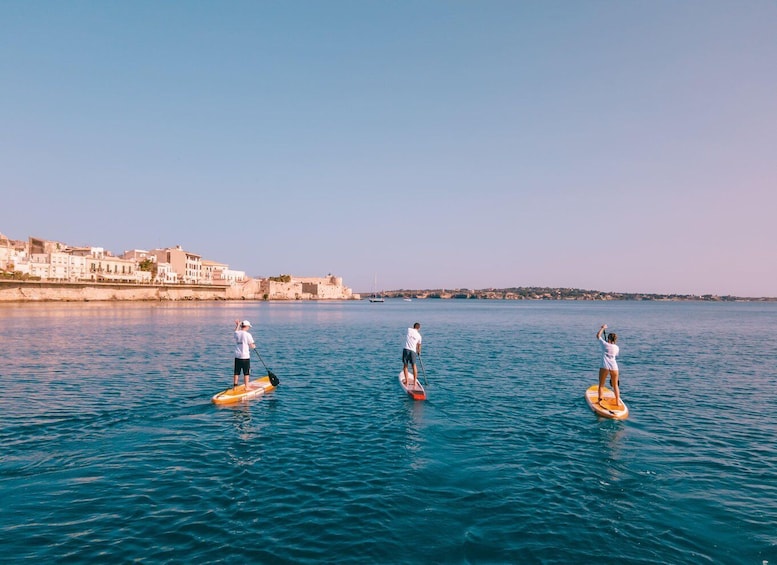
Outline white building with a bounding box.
[29,251,88,281]
[155,263,178,284]
[202,260,245,285]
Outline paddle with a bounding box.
[418,355,428,387]
[253,349,280,386]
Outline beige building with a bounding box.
[29,251,87,281]
[151,246,202,284]
[0,234,28,273]
[82,248,148,283]
[19,239,149,283]
[297,275,354,299]
[260,275,354,300]
[1,233,358,300]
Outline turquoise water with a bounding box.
[1,300,775,564]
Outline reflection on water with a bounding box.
[1,300,776,564]
[403,398,427,468]
[228,402,255,440]
[597,421,629,484]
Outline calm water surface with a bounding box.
[1,300,775,564]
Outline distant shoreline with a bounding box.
[0,280,356,302]
[1,280,773,303]
[363,287,776,302]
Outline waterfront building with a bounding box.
[202,260,245,285]
[82,248,146,283]
[0,234,28,273]
[155,263,178,284]
[296,275,354,299]
[29,251,88,281]
[151,246,202,284]
[14,239,148,283]
[0,232,357,301]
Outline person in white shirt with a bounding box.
[233,319,256,389]
[402,322,423,389]
[596,324,621,406]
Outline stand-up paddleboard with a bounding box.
[585,385,628,420]
[212,375,276,405]
[398,371,426,401]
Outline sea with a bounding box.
[1,299,775,564]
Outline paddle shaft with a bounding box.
[418,355,428,386]
[253,348,279,386]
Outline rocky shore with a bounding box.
[0,279,356,302]
[2,280,771,303]
[371,287,772,301]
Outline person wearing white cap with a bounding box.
[402,322,422,389]
[233,319,256,389]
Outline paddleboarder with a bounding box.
[596,324,621,407]
[233,319,256,389]
[402,322,422,389]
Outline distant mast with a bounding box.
[369,273,384,303]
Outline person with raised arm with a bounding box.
[402,322,422,390]
[597,324,621,407]
[233,319,256,389]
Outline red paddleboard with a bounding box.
[398,371,426,400]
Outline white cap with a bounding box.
[241,320,252,328]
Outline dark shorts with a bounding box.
[402,348,417,366]
[234,358,251,376]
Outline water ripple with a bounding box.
[1,301,776,563]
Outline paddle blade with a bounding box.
[268,371,280,386]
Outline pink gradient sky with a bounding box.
[2,1,775,296]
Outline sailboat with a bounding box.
[369,274,385,303]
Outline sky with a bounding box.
[1,1,775,297]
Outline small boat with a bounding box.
[398,371,426,400]
[403,298,412,302]
[369,273,385,302]
[212,375,276,405]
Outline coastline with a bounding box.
[2,280,772,302]
[0,280,358,302]
[362,287,775,302]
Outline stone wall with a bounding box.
[263,280,306,300]
[0,278,356,302]
[225,279,264,300]
[0,281,230,302]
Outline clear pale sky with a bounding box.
[2,1,775,297]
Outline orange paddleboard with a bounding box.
[585,385,628,420]
[212,375,276,405]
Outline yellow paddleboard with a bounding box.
[585,385,629,420]
[212,375,276,405]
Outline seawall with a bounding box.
[0,280,261,302]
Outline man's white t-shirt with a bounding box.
[234,330,255,359]
[404,327,422,351]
